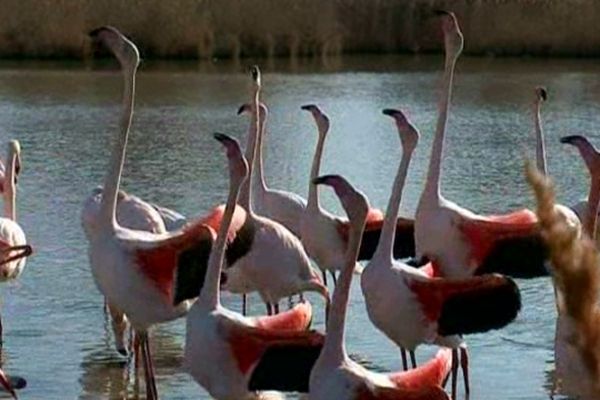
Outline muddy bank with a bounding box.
[1,0,599,59]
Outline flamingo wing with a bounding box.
[356,383,449,400]
[388,349,451,390]
[458,209,539,268]
[358,216,416,261]
[253,301,313,332]
[408,274,521,336]
[134,221,215,305]
[222,319,324,391]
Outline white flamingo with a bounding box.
[415,11,545,279]
[185,132,324,399]
[86,26,218,399]
[238,100,307,237]
[0,140,32,343]
[221,67,329,317]
[362,109,522,399]
[308,174,452,400]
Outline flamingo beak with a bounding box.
[560,135,583,145]
[237,104,249,115]
[312,175,336,187]
[382,108,397,117]
[301,104,315,111]
[0,368,19,399]
[433,9,452,17]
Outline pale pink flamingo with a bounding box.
[185,132,324,399]
[308,174,452,400]
[299,105,415,287]
[0,140,32,344]
[220,67,329,317]
[238,101,307,237]
[414,11,546,279]
[82,188,169,356]
[362,109,522,399]
[87,26,218,399]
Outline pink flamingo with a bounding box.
[87,26,219,399]
[362,109,522,399]
[185,132,324,399]
[220,67,329,317]
[237,100,306,237]
[0,140,32,344]
[308,174,452,400]
[415,11,545,279]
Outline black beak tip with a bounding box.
[250,65,260,80]
[313,175,335,186]
[382,108,397,116]
[433,9,451,17]
[301,104,315,111]
[11,376,26,390]
[213,132,229,143]
[236,105,246,115]
[539,87,548,101]
[117,348,128,357]
[560,135,580,145]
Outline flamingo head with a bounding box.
[89,26,140,71]
[434,10,463,59]
[382,108,419,154]
[301,104,330,137]
[249,65,261,90]
[214,133,249,188]
[313,175,370,228]
[561,135,600,178]
[236,102,268,120]
[535,86,548,104]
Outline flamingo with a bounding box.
[0,140,32,344]
[82,188,169,356]
[308,174,452,400]
[237,100,307,237]
[220,67,329,317]
[414,11,547,279]
[528,157,600,399]
[86,26,219,399]
[185,132,325,399]
[362,109,522,398]
[299,105,416,287]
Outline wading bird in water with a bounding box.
[86,26,219,400]
[0,140,32,344]
[185,132,324,399]
[220,67,329,318]
[361,109,521,399]
[308,174,452,400]
[238,101,307,237]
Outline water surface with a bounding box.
[0,55,597,399]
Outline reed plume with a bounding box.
[526,162,600,395]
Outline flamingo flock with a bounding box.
[0,7,598,400]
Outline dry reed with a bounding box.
[526,163,600,396]
[1,0,600,59]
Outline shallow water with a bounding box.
[0,55,597,399]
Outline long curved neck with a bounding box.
[321,216,363,364]
[3,149,16,221]
[240,92,259,215]
[200,177,242,310]
[255,111,268,192]
[240,112,259,203]
[586,178,600,239]
[307,133,326,210]
[372,147,414,263]
[423,52,457,200]
[99,66,136,228]
[534,102,547,175]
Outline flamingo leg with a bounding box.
[299,292,305,302]
[274,302,279,314]
[242,294,247,316]
[266,303,273,316]
[451,348,459,400]
[140,332,158,400]
[400,348,408,371]
[409,350,417,369]
[460,346,470,396]
[330,271,337,286]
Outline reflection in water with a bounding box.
[0,56,597,398]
